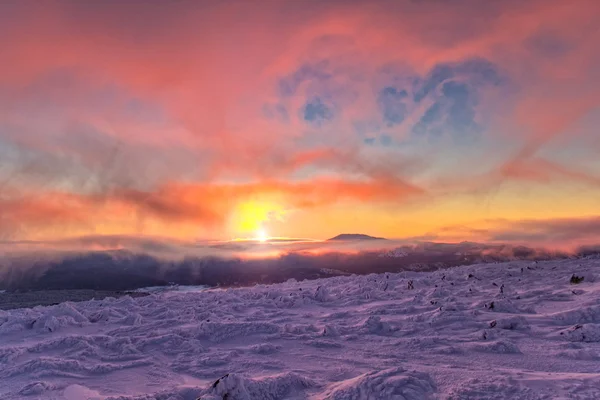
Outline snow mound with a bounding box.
[551,305,600,325]
[471,340,522,354]
[362,315,393,334]
[321,324,341,337]
[482,299,535,314]
[321,367,436,400]
[105,387,202,400]
[447,377,538,400]
[182,321,280,343]
[18,381,57,396]
[197,372,314,400]
[249,343,281,355]
[490,316,530,331]
[1,356,151,379]
[559,323,600,342]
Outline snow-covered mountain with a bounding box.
[1,258,600,399]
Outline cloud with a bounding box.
[435,216,600,249]
[3,230,595,292]
[489,217,600,247]
[303,97,334,126]
[378,87,408,126]
[0,0,599,241]
[499,157,600,186]
[278,61,333,97]
[0,177,423,240]
[409,58,502,140]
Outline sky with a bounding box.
[1,0,600,248]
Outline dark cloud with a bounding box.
[303,97,334,126]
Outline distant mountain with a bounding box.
[327,234,386,241]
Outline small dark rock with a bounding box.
[570,275,584,285]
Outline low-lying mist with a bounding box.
[2,235,598,292]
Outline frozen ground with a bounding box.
[1,258,600,399]
[0,290,149,311]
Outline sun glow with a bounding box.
[228,199,287,239]
[256,228,268,242]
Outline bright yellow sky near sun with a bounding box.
[15,182,600,243]
[227,200,288,239]
[242,183,600,241]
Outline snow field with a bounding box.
[1,258,600,399]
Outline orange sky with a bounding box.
[1,0,599,246]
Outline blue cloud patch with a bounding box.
[412,102,444,137]
[408,58,501,140]
[303,97,334,126]
[275,56,502,141]
[412,80,480,139]
[443,81,478,134]
[363,134,392,147]
[378,86,408,126]
[455,58,502,86]
[413,64,454,102]
[413,58,501,103]
[379,134,392,147]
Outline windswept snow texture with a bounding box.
[2,258,600,399]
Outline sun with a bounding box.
[256,228,268,242]
[229,200,285,240]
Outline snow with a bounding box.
[2,258,600,399]
[133,285,209,294]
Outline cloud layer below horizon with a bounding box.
[1,0,600,247]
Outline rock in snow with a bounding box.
[2,258,600,399]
